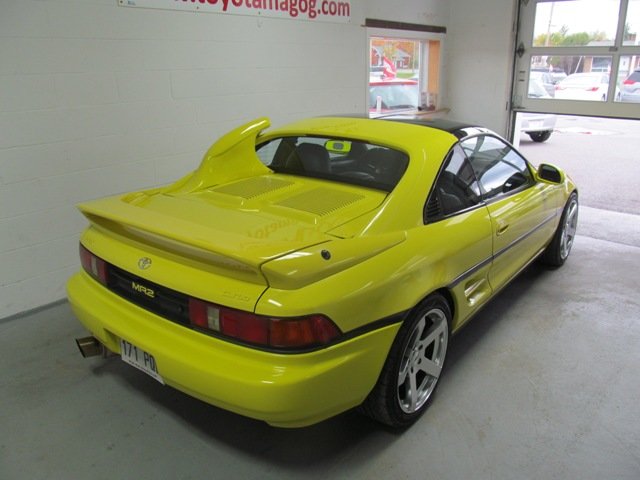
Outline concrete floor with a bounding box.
[1,207,640,480]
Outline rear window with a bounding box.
[256,136,409,192]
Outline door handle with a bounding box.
[496,223,509,236]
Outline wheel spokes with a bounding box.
[418,356,443,379]
[397,309,448,414]
[561,200,578,258]
[407,365,418,412]
[398,356,410,385]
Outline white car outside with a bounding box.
[521,78,557,143]
[555,72,610,101]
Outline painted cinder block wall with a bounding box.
[0,0,362,319]
[0,0,514,319]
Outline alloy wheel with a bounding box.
[397,308,448,414]
[560,198,578,260]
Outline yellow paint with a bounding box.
[67,116,576,426]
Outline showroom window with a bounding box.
[513,0,640,119]
[366,23,444,117]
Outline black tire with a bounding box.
[528,130,552,143]
[361,293,451,428]
[540,192,579,267]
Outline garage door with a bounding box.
[512,0,640,119]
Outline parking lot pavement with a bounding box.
[518,115,640,216]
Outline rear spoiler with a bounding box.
[79,197,271,285]
[77,117,279,283]
[167,117,273,194]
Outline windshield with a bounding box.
[256,136,409,192]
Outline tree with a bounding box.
[533,26,613,74]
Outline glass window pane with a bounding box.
[370,37,420,115]
[430,146,481,218]
[624,0,640,45]
[462,136,532,201]
[368,37,441,116]
[257,136,409,192]
[616,55,640,103]
[533,0,620,47]
[528,55,613,101]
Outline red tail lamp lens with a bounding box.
[188,299,341,349]
[270,316,341,348]
[220,309,270,345]
[79,244,108,285]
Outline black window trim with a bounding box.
[423,144,486,224]
[424,133,539,223]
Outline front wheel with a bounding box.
[528,130,552,143]
[361,294,450,428]
[540,192,578,266]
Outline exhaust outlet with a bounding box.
[75,336,104,358]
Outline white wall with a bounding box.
[0,0,516,319]
[365,1,449,26]
[0,0,370,319]
[447,0,517,134]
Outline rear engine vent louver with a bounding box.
[276,188,364,216]
[212,177,294,199]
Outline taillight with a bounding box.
[555,84,565,90]
[188,298,341,350]
[585,86,599,91]
[270,316,340,347]
[79,244,108,285]
[623,78,636,85]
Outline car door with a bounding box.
[423,145,494,331]
[461,135,556,291]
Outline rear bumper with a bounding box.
[67,271,399,427]
[620,91,640,103]
[520,113,557,133]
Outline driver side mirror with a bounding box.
[537,163,563,184]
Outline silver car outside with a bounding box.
[620,69,640,103]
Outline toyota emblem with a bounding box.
[138,257,152,270]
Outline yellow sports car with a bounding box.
[67,114,578,428]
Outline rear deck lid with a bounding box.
[79,174,387,284]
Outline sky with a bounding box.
[533,0,634,40]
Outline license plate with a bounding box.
[528,120,544,129]
[120,338,164,384]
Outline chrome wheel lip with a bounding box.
[560,198,578,260]
[397,308,448,414]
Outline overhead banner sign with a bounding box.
[119,0,351,23]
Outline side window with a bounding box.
[461,135,534,201]
[425,145,481,222]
